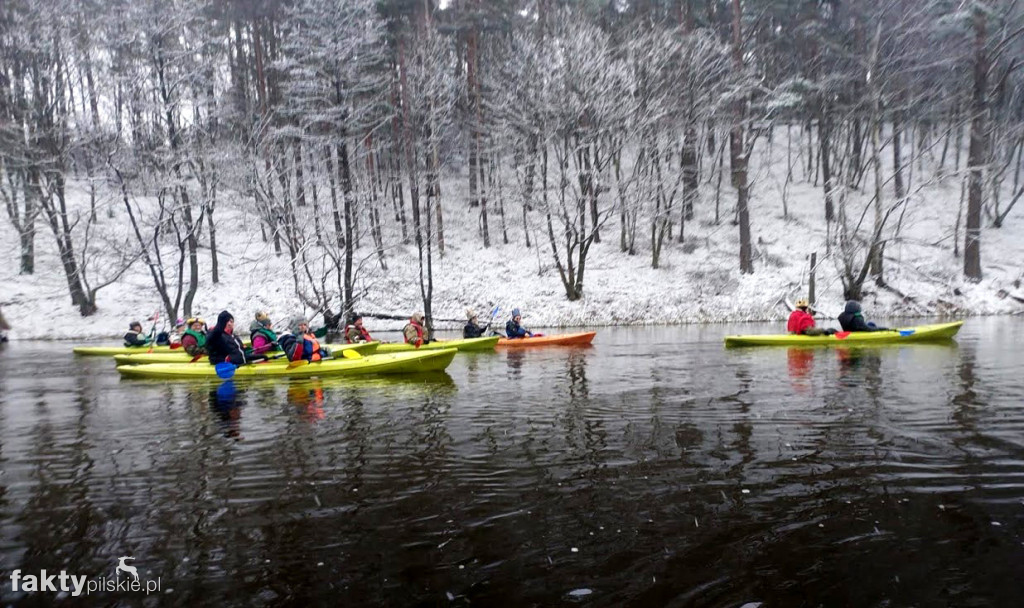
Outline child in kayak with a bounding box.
[249,311,279,355]
[280,317,331,362]
[787,299,836,336]
[403,312,428,347]
[837,300,889,332]
[345,313,374,343]
[182,318,207,356]
[464,309,488,338]
[505,308,533,339]
[124,321,152,347]
[206,311,252,365]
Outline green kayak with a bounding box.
[724,321,964,347]
[117,348,457,379]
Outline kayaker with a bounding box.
[170,318,186,347]
[249,311,279,355]
[281,316,330,362]
[464,309,487,338]
[206,311,257,365]
[181,317,207,357]
[837,300,889,332]
[124,321,152,347]
[505,308,533,339]
[787,299,836,336]
[403,312,428,348]
[345,313,373,343]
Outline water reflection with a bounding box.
[210,380,243,439]
[4,323,1024,606]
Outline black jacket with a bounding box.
[123,329,150,347]
[837,301,886,332]
[206,311,247,365]
[463,321,486,338]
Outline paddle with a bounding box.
[215,352,291,378]
[145,310,160,353]
[286,347,362,369]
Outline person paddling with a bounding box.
[181,317,207,357]
[505,308,533,339]
[345,313,373,344]
[280,317,330,362]
[249,311,279,355]
[787,299,836,336]
[124,321,152,347]
[463,309,488,338]
[206,311,258,365]
[403,312,428,348]
[837,300,889,332]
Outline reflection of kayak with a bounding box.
[117,349,457,379]
[724,321,963,347]
[375,335,499,353]
[73,345,175,356]
[497,332,597,347]
[112,341,380,365]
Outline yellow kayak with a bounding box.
[117,348,457,379]
[112,342,380,365]
[724,321,964,347]
[374,335,499,353]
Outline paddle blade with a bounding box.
[834,332,851,340]
[899,330,915,336]
[342,349,362,359]
[215,362,237,379]
[287,360,309,369]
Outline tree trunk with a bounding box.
[731,0,753,274]
[964,8,987,281]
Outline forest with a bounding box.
[3,0,1023,336]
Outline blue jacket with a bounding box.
[505,320,531,338]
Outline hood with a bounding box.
[214,310,234,332]
[844,300,862,314]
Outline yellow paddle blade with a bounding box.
[286,359,309,369]
[342,349,362,359]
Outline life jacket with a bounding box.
[252,326,278,345]
[345,324,371,343]
[403,321,425,347]
[302,332,323,361]
[183,328,206,348]
[787,310,815,334]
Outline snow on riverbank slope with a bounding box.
[3,143,1023,341]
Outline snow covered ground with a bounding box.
[3,138,1023,342]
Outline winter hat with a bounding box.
[290,316,309,332]
[129,321,142,331]
[466,308,477,321]
[844,300,862,314]
[511,308,521,319]
[348,313,362,325]
[216,310,234,329]
[411,312,424,323]
[175,318,185,327]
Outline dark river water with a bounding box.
[2,318,1023,606]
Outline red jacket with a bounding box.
[787,309,816,334]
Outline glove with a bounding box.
[321,347,331,358]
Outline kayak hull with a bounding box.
[116,348,457,379]
[724,321,964,347]
[113,341,380,365]
[74,345,175,356]
[497,332,597,347]
[375,336,499,353]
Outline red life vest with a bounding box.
[787,309,816,334]
[404,321,424,348]
[345,324,372,343]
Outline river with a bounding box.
[2,318,1023,606]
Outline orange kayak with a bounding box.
[497,331,596,347]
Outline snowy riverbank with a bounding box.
[3,147,1023,342]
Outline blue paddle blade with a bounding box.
[215,362,237,379]
[899,330,915,337]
